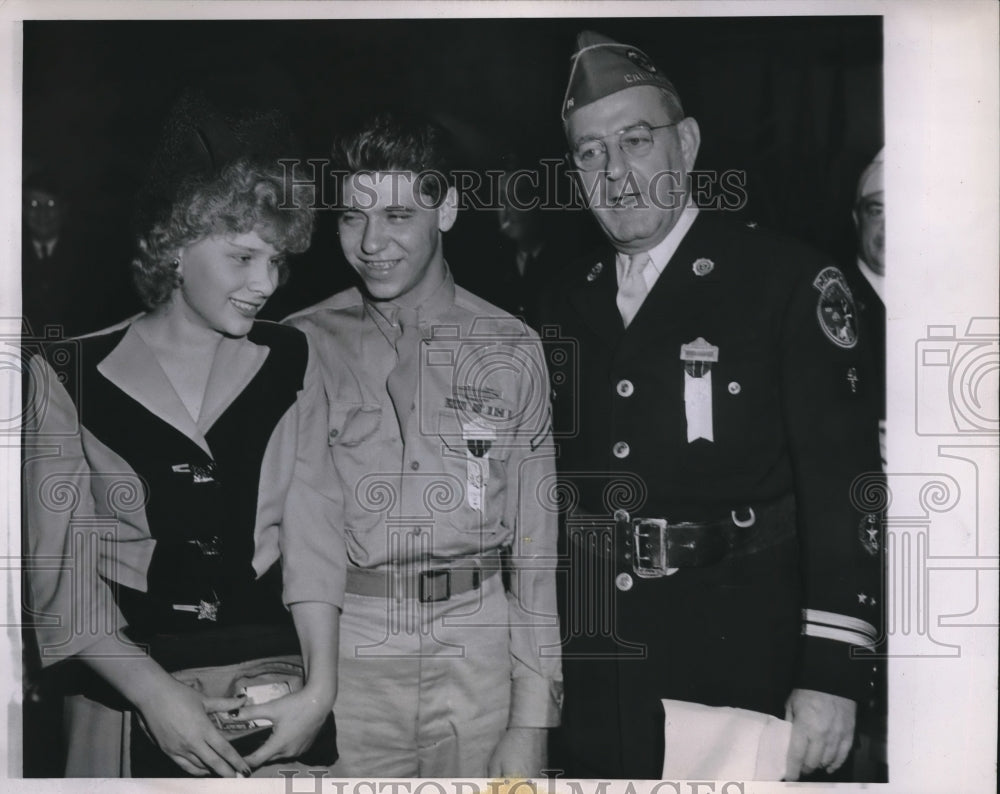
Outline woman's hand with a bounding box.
[236,684,335,769]
[134,677,252,777]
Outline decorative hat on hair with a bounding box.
[133,87,298,233]
[562,30,682,120]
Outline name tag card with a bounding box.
[681,338,718,442]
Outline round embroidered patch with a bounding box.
[812,266,859,349]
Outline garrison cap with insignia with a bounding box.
[562,30,683,120]
[857,147,884,202]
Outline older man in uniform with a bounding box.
[287,112,561,778]
[544,32,883,780]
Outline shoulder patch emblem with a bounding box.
[812,266,858,349]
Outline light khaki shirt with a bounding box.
[287,272,562,727]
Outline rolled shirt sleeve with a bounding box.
[274,339,347,609]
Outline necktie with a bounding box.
[386,307,421,432]
[617,252,651,328]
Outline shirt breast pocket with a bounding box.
[327,401,382,447]
[436,410,512,464]
[436,409,513,521]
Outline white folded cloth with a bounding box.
[661,699,792,780]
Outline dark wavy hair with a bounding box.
[131,159,314,309]
[330,110,456,207]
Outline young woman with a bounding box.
[23,159,344,777]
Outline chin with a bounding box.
[362,281,403,301]
[220,318,255,337]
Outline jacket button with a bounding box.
[329,428,339,440]
[410,460,420,471]
[615,573,634,591]
[616,379,634,397]
[612,441,630,459]
[728,381,741,395]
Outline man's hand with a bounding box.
[784,688,856,780]
[487,727,548,778]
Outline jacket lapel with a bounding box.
[97,324,211,455]
[96,325,270,457]
[626,213,720,338]
[567,246,623,339]
[198,335,268,432]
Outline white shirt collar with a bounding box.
[856,256,885,303]
[616,204,700,289]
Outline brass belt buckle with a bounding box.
[631,517,671,578]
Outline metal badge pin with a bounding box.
[586,262,603,282]
[171,598,220,621]
[692,257,715,276]
[847,367,859,393]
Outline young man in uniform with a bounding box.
[544,31,883,780]
[287,112,561,778]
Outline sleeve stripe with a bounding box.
[802,623,876,647]
[803,608,877,639]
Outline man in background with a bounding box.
[850,148,886,468]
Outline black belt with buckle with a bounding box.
[345,549,504,602]
[569,493,796,576]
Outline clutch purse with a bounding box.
[128,625,337,777]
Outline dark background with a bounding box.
[22,16,882,333]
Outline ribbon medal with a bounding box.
[463,421,496,511]
[680,337,719,442]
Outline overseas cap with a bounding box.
[562,30,682,120]
[856,147,884,202]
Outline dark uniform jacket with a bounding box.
[543,212,884,778]
[842,259,885,421]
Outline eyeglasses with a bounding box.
[857,199,884,221]
[570,121,682,171]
